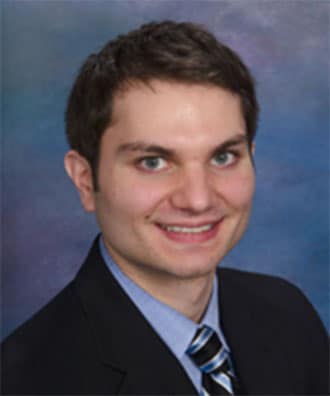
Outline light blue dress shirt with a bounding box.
[99,236,231,393]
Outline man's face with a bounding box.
[75,81,255,285]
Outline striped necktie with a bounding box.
[186,325,237,396]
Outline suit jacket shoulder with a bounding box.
[1,239,196,395]
[219,267,322,316]
[216,267,329,395]
[1,280,125,395]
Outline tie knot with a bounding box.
[187,325,229,374]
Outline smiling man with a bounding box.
[2,21,329,395]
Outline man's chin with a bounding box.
[153,259,219,282]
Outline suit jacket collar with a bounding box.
[73,236,197,395]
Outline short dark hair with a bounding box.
[65,20,259,189]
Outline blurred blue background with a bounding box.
[2,0,329,339]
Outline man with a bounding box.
[1,21,329,395]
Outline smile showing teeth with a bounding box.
[159,223,214,233]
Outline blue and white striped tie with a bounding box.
[186,325,237,396]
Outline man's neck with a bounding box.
[116,265,216,323]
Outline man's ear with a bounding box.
[64,150,96,212]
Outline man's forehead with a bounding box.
[112,79,241,114]
[111,81,243,125]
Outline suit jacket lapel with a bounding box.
[218,268,295,395]
[73,238,197,395]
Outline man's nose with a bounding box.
[170,167,216,213]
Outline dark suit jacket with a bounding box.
[2,237,329,395]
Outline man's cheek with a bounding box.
[116,183,168,211]
[222,176,255,208]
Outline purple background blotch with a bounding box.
[2,0,329,339]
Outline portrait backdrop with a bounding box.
[2,0,329,339]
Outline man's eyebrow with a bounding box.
[116,134,249,157]
[116,142,175,157]
[212,134,249,153]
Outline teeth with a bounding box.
[160,223,213,233]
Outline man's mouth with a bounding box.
[155,220,222,243]
[158,223,214,234]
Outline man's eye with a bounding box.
[139,157,167,171]
[211,152,236,167]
